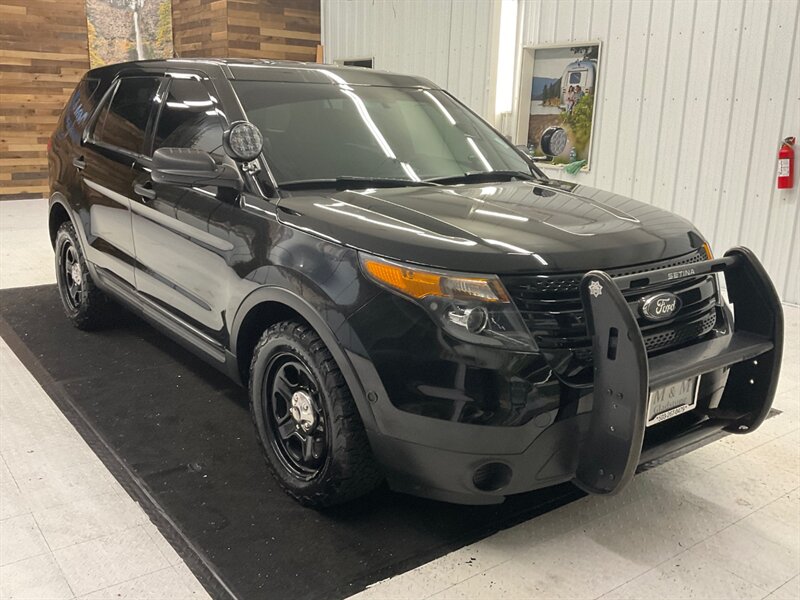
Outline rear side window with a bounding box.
[95,76,161,154]
[153,78,225,156]
[59,78,100,140]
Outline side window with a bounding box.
[59,78,101,144]
[153,78,225,156]
[95,76,161,154]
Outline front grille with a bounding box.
[503,249,718,365]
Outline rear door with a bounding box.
[79,75,162,289]
[130,74,254,346]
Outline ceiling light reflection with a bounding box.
[316,200,477,246]
[400,162,421,181]
[466,137,493,171]
[340,89,397,159]
[422,90,456,125]
[474,209,528,222]
[483,239,549,265]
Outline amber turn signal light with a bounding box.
[361,257,509,302]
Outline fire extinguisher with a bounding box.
[777,136,795,189]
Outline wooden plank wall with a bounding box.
[0,0,90,199]
[172,0,228,57]
[0,0,320,199]
[227,0,320,61]
[171,0,320,61]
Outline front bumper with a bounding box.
[573,246,782,494]
[351,247,783,504]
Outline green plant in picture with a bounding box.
[155,0,172,58]
[87,20,104,67]
[561,92,593,159]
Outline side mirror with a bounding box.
[151,148,243,190]
[223,121,263,162]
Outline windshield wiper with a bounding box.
[425,170,536,185]
[279,176,440,191]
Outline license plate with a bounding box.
[647,377,700,426]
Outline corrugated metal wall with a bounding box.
[321,0,799,303]
[519,0,799,303]
[321,0,498,116]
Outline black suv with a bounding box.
[48,59,783,506]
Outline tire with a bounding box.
[54,221,115,330]
[249,320,382,507]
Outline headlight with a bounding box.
[701,242,729,304]
[360,255,536,351]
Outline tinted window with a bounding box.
[96,76,160,154]
[154,79,224,156]
[59,78,100,142]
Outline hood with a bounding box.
[275,179,704,275]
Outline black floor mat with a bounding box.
[0,285,588,600]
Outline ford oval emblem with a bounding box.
[640,292,681,322]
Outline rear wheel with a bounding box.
[55,221,115,330]
[249,321,382,507]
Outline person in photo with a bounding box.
[566,85,575,113]
[574,85,584,107]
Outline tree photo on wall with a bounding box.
[85,0,174,68]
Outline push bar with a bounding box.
[574,247,783,495]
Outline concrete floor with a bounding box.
[1,198,798,600]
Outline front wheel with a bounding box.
[249,321,382,507]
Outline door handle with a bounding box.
[134,182,156,201]
[72,156,86,170]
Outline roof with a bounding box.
[86,58,437,89]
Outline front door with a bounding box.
[130,75,263,347]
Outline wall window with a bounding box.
[153,78,225,156]
[336,58,373,68]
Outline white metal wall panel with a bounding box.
[650,1,696,213]
[630,0,672,204]
[671,0,721,222]
[321,0,799,302]
[321,0,496,116]
[518,0,800,303]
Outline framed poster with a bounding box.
[517,42,601,171]
[85,0,174,68]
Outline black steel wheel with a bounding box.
[59,239,82,310]
[263,354,329,480]
[249,321,383,507]
[54,221,115,330]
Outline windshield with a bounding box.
[232,80,538,186]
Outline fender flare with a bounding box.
[48,192,73,243]
[48,192,103,281]
[230,286,378,431]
